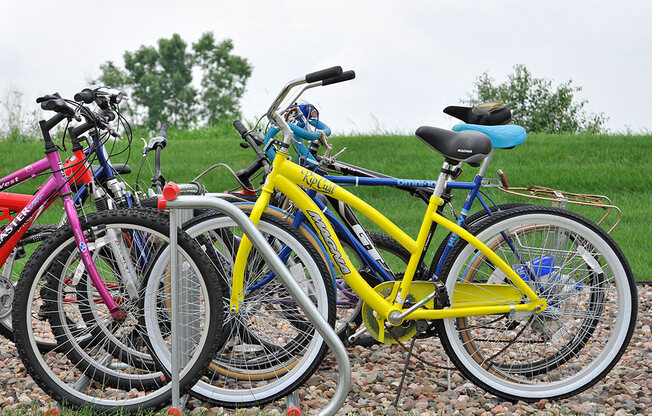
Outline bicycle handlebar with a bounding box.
[233,120,248,137]
[264,66,354,149]
[322,70,356,86]
[157,122,169,139]
[37,93,78,120]
[305,66,343,83]
[233,120,272,178]
[143,122,168,155]
[74,88,95,104]
[141,121,169,193]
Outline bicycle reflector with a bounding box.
[497,169,509,188]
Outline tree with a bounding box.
[96,33,252,128]
[193,34,253,125]
[467,64,606,133]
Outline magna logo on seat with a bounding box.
[307,210,351,274]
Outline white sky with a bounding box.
[1,0,650,134]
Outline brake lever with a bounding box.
[105,124,122,139]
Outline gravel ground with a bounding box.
[1,285,650,415]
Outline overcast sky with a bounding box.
[1,0,650,134]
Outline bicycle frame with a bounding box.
[301,150,503,283]
[233,148,546,327]
[0,142,125,318]
[265,116,515,286]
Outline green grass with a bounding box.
[1,129,650,280]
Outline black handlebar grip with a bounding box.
[41,98,65,111]
[305,66,343,83]
[36,93,60,103]
[41,100,57,111]
[102,111,116,122]
[158,122,168,138]
[74,88,95,104]
[233,120,248,137]
[322,70,356,86]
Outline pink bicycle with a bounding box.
[3,92,223,413]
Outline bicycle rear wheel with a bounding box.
[436,206,637,401]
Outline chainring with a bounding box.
[361,281,417,345]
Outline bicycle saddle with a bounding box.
[452,123,526,149]
[444,102,512,125]
[415,126,492,167]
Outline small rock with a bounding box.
[491,404,504,413]
[415,399,429,410]
[537,398,549,409]
[18,394,32,404]
[401,397,415,409]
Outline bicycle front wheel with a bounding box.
[0,224,57,347]
[436,206,637,402]
[182,212,336,408]
[12,208,224,413]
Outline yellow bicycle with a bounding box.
[229,67,636,403]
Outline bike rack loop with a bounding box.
[165,193,351,416]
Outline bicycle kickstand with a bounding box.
[393,320,428,408]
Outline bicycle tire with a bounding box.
[181,211,336,408]
[12,208,224,413]
[435,205,637,402]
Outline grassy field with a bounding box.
[1,127,650,280]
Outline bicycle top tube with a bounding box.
[0,154,62,261]
[325,175,477,190]
[0,157,52,192]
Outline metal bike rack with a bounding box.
[165,194,351,416]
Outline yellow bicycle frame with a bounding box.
[232,149,546,323]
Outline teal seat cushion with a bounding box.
[452,123,527,149]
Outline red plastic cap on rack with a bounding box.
[157,196,166,210]
[163,182,180,201]
[167,408,182,416]
[45,409,60,416]
[287,407,301,416]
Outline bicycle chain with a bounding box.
[388,315,532,371]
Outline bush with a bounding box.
[467,64,607,133]
[0,90,41,141]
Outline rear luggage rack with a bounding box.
[497,185,622,233]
